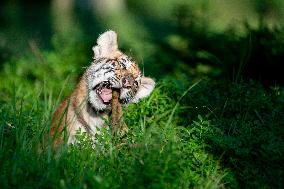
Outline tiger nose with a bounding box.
[122,76,134,88]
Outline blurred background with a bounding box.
[1,0,284,87]
[1,1,284,188]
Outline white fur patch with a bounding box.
[86,61,115,110]
[92,30,119,59]
[132,77,155,103]
[118,55,133,69]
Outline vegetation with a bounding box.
[1,0,284,188]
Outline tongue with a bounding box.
[100,88,112,103]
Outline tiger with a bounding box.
[50,31,155,146]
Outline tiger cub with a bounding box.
[50,31,155,146]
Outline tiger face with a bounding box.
[86,31,155,111]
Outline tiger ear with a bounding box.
[132,77,155,103]
[92,30,119,59]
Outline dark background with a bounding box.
[1,0,284,85]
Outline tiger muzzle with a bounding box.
[122,75,134,89]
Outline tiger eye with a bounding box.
[134,81,139,86]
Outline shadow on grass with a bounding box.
[166,78,284,188]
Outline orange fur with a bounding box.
[49,31,155,147]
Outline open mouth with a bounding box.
[95,81,113,105]
[94,81,134,105]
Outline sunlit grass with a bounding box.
[0,79,228,188]
[1,61,283,188]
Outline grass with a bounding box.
[0,22,284,189]
[0,79,227,188]
[0,57,283,188]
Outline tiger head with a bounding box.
[86,31,155,111]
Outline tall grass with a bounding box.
[0,25,283,188]
[0,78,229,188]
[1,65,283,188]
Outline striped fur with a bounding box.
[50,31,155,146]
